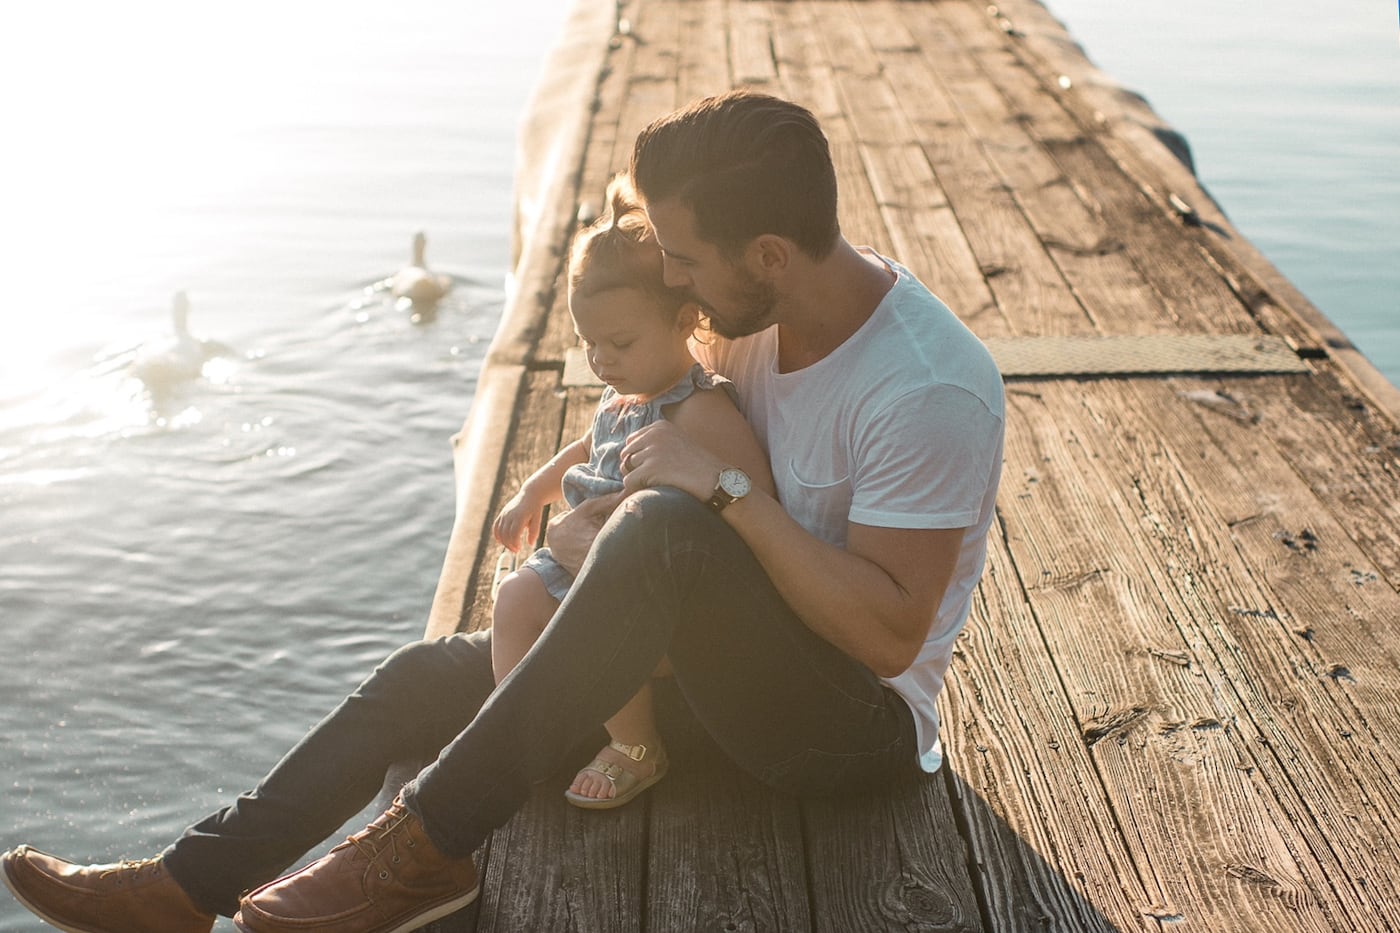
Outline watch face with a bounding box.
[719,467,751,498]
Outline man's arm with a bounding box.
[725,492,963,677]
[619,420,964,677]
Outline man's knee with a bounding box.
[361,635,488,705]
[378,637,448,672]
[587,486,719,574]
[580,486,743,602]
[615,485,711,532]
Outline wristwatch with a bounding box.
[706,467,752,512]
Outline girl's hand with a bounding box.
[493,492,542,552]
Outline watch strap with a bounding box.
[706,486,738,512]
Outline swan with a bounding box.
[129,291,229,389]
[390,231,452,305]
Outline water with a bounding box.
[0,1,567,928]
[0,1,1395,928]
[1042,0,1400,387]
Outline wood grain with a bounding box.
[425,2,1400,929]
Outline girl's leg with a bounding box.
[568,681,664,801]
[490,570,561,683]
[604,680,662,750]
[404,488,917,858]
[490,557,666,804]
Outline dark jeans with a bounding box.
[163,488,918,917]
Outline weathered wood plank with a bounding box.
[849,2,1086,339]
[1242,365,1400,586]
[646,755,811,932]
[999,381,1387,929]
[992,0,1400,420]
[802,771,984,933]
[809,1,1002,333]
[1087,379,1400,926]
[677,0,730,103]
[429,363,527,638]
[538,273,578,367]
[770,0,844,131]
[897,1,1178,339]
[577,12,638,212]
[730,1,779,89]
[985,0,1325,359]
[457,371,568,634]
[941,533,1160,930]
[1129,374,1400,726]
[475,784,647,933]
[616,0,681,170]
[934,2,1261,338]
[998,389,1328,929]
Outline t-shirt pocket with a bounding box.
[782,458,851,548]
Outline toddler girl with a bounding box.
[490,175,773,808]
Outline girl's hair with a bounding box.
[568,175,689,316]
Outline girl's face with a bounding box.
[570,286,698,398]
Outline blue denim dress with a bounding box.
[520,362,737,600]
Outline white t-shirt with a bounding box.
[692,252,1004,772]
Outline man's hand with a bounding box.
[619,420,722,501]
[545,491,626,575]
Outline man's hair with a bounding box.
[630,91,839,260]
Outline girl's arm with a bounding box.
[493,433,591,551]
[663,389,775,500]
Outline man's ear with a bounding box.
[745,234,792,277]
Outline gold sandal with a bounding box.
[564,741,669,810]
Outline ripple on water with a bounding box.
[0,282,492,909]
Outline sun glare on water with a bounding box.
[0,2,379,405]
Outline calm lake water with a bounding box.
[1045,0,1400,386]
[0,1,1394,928]
[0,1,569,928]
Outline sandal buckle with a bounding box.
[610,741,647,762]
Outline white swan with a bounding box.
[390,232,452,305]
[129,291,229,390]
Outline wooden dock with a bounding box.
[420,1,1400,929]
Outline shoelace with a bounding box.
[99,858,161,882]
[346,806,418,880]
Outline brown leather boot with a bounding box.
[1,846,215,933]
[233,796,479,933]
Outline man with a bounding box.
[2,91,1003,933]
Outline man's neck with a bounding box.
[775,241,895,373]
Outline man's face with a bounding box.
[645,199,778,340]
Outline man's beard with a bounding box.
[702,273,778,340]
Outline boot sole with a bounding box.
[2,856,102,933]
[233,883,481,933]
